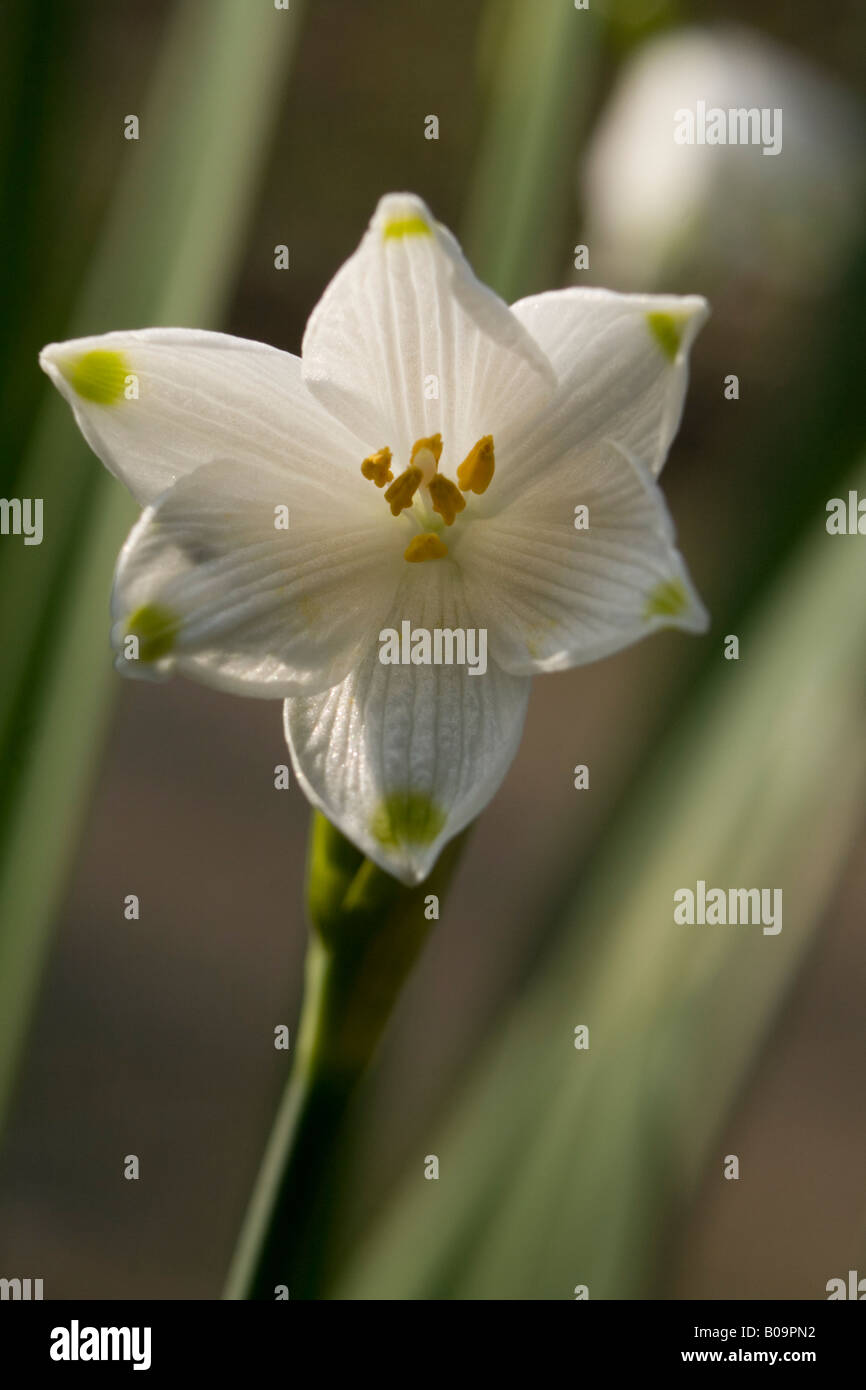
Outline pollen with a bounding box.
[59,348,129,404]
[428,475,466,526]
[361,447,393,487]
[384,466,423,516]
[404,532,448,563]
[456,435,495,494]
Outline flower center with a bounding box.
[360,433,495,562]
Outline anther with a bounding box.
[404,532,448,563]
[428,475,466,526]
[409,434,443,485]
[384,465,423,516]
[361,447,393,487]
[456,435,495,494]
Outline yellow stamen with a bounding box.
[361,447,393,487]
[428,475,466,526]
[404,532,448,563]
[384,465,423,516]
[456,435,495,494]
[409,434,443,485]
[410,434,443,467]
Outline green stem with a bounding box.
[224,815,468,1300]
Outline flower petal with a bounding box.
[111,457,403,697]
[492,288,708,509]
[284,563,530,884]
[458,438,708,674]
[40,328,368,506]
[301,193,556,471]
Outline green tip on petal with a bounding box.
[125,603,179,662]
[59,348,130,404]
[646,312,685,362]
[645,578,689,621]
[371,792,445,849]
[383,216,432,240]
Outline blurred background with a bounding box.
[0,0,864,1299]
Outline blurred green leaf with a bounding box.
[464,0,601,300]
[332,461,866,1300]
[0,0,307,1132]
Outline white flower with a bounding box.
[40,193,708,885]
[583,25,865,295]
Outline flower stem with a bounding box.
[224,815,468,1300]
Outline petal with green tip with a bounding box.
[58,348,130,404]
[40,328,370,507]
[110,457,404,697]
[498,288,708,508]
[462,439,708,676]
[301,192,556,475]
[284,564,530,885]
